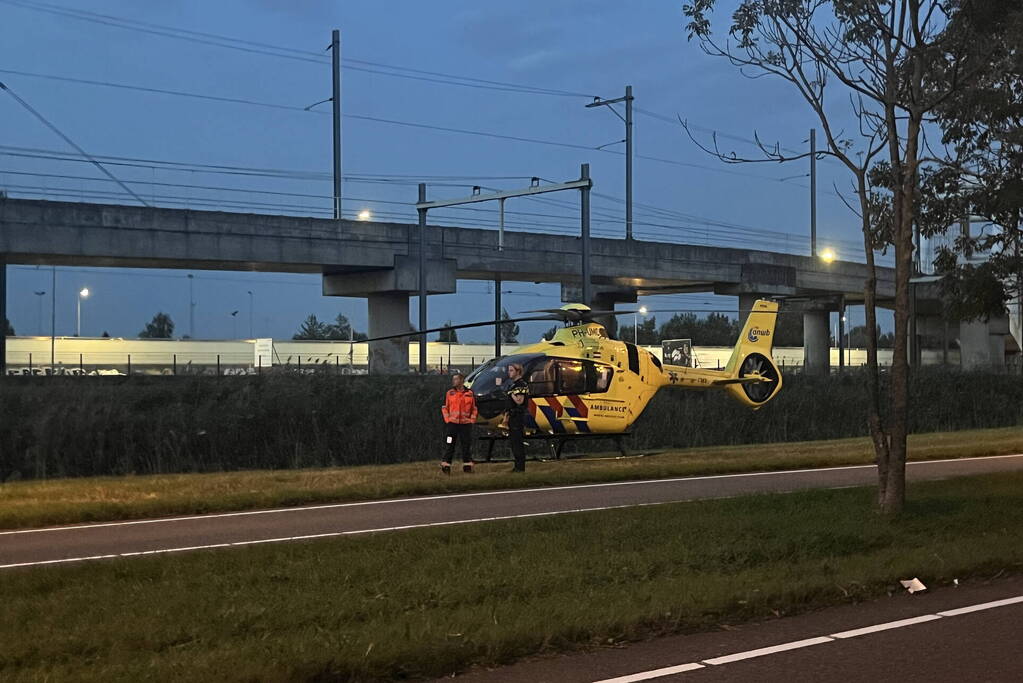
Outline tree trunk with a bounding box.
[883,107,924,516]
[857,173,891,505]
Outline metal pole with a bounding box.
[495,277,502,359]
[0,254,6,378]
[418,183,428,373]
[247,290,253,338]
[625,85,633,241]
[498,197,505,252]
[35,291,44,335]
[580,163,592,305]
[76,293,81,337]
[50,266,55,368]
[331,28,343,220]
[188,274,195,339]
[810,128,817,257]
[634,312,638,345]
[838,295,846,372]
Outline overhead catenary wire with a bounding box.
[0,81,149,206]
[0,68,845,194]
[0,0,594,97]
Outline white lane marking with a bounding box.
[0,501,671,570]
[702,636,834,665]
[5,453,1021,537]
[593,662,705,683]
[829,614,942,639]
[591,594,1023,682]
[937,595,1023,617]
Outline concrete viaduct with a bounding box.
[0,197,1008,373]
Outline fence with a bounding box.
[2,336,962,376]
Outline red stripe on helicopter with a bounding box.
[567,394,588,418]
[545,396,564,417]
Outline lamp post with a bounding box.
[76,287,89,337]
[247,290,253,338]
[187,274,195,339]
[230,310,239,339]
[634,305,648,345]
[33,290,45,335]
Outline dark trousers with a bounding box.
[508,414,526,471]
[444,422,474,463]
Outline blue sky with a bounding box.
[1,0,887,341]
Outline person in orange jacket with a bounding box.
[441,372,478,474]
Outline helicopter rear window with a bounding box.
[557,359,587,394]
[527,358,557,396]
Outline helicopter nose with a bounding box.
[473,390,507,419]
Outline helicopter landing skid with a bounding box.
[478,432,630,462]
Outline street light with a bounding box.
[76,287,89,337]
[33,290,46,335]
[357,209,372,221]
[819,248,837,263]
[634,305,648,345]
[247,290,254,338]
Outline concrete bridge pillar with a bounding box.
[803,309,830,376]
[959,317,1007,371]
[367,293,411,374]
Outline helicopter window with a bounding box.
[557,359,588,395]
[526,358,557,396]
[625,343,640,375]
[466,354,543,396]
[649,353,663,371]
[588,363,614,393]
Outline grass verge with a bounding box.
[2,426,1023,530]
[3,473,1023,681]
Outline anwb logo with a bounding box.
[747,327,771,343]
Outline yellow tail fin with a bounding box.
[723,299,782,408]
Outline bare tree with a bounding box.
[682,0,981,514]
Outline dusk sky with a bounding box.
[1,0,891,342]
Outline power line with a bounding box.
[0,68,841,192]
[0,80,149,206]
[0,0,593,98]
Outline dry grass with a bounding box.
[2,426,1021,530]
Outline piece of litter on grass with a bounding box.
[900,578,927,594]
[954,579,959,587]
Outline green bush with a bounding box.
[0,368,1020,480]
[631,367,1023,449]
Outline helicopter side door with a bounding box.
[523,357,620,434]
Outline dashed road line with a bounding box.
[591,594,1023,682]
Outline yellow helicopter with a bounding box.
[363,299,782,448]
[465,299,782,439]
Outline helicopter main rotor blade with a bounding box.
[357,315,561,345]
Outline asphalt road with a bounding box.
[449,577,1023,683]
[3,454,1023,570]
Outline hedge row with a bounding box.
[1,369,1020,480]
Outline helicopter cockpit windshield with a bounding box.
[466,354,543,396]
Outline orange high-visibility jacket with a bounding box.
[442,387,478,424]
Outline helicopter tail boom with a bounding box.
[655,299,782,409]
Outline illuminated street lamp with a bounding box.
[76,287,89,337]
[819,247,837,263]
[634,305,648,345]
[357,209,372,221]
